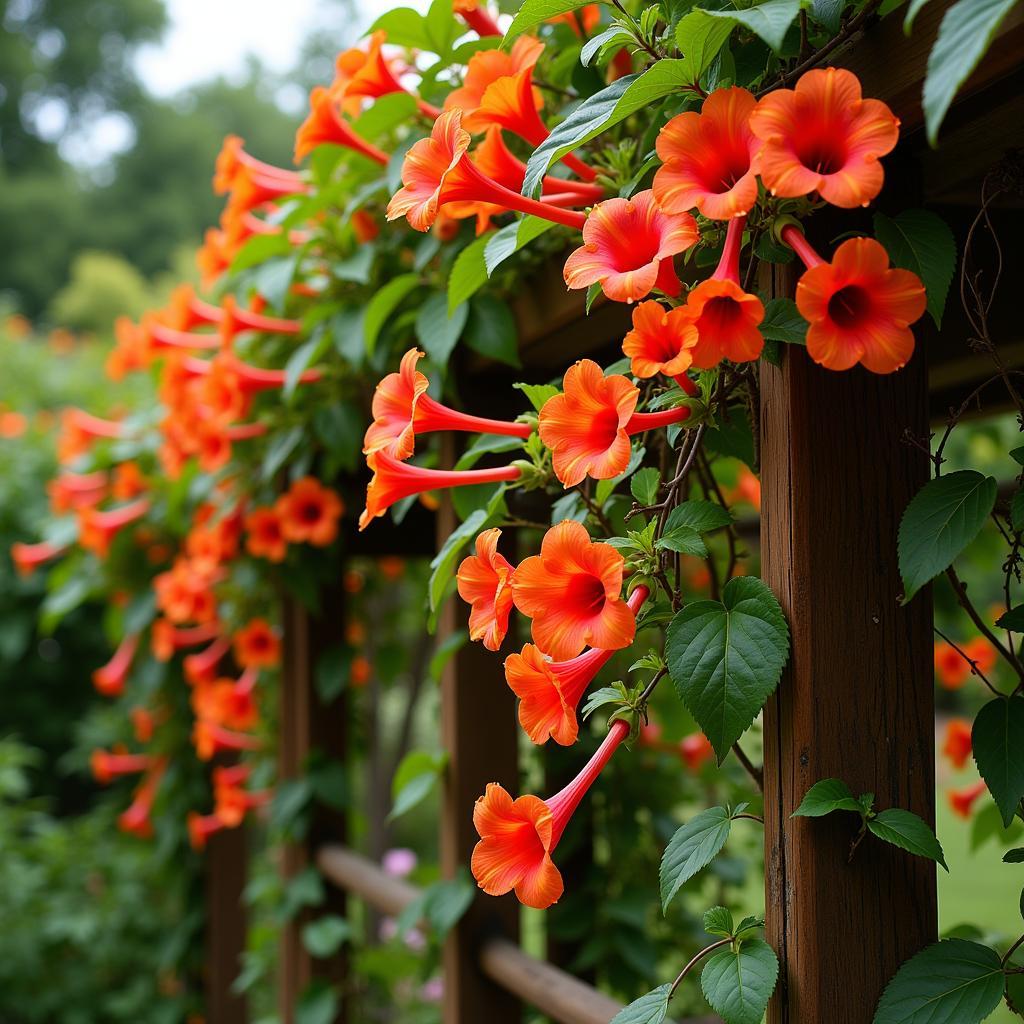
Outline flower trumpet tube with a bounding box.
[214,135,302,194]
[92,632,140,697]
[360,450,522,530]
[218,294,302,338]
[144,314,220,352]
[59,409,129,461]
[294,86,389,165]
[511,519,636,660]
[187,811,227,849]
[183,635,231,685]
[563,191,698,304]
[471,718,630,908]
[364,348,532,460]
[91,750,152,784]
[948,780,987,820]
[334,31,441,119]
[387,110,587,233]
[749,67,899,209]
[453,0,502,36]
[683,214,765,368]
[193,720,263,760]
[538,360,689,487]
[11,539,69,576]
[118,763,166,838]
[182,353,323,392]
[48,470,108,512]
[78,498,151,558]
[151,619,222,661]
[780,223,926,374]
[506,585,648,745]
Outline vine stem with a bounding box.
[945,567,1023,681]
[1002,932,1024,968]
[734,812,765,825]
[733,741,764,793]
[638,666,668,706]
[932,625,1001,696]
[610,0,661,61]
[669,937,733,999]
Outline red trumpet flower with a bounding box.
[683,215,765,368]
[181,352,323,392]
[48,470,108,513]
[183,635,231,686]
[91,749,152,784]
[452,0,502,36]
[563,190,698,304]
[680,732,715,772]
[187,811,228,849]
[941,718,973,770]
[654,87,761,220]
[360,450,522,530]
[58,408,128,462]
[192,721,262,761]
[511,519,635,660]
[505,586,647,745]
[151,619,222,661]
[275,477,344,547]
[621,300,699,383]
[295,85,389,165]
[118,762,166,839]
[214,135,300,195]
[749,67,899,209]
[78,498,151,558]
[11,539,69,577]
[457,528,517,651]
[333,31,440,119]
[471,719,629,908]
[782,225,926,374]
[446,36,543,121]
[92,632,140,697]
[387,109,587,233]
[363,348,532,461]
[538,359,690,487]
[948,780,987,820]
[233,618,281,669]
[244,506,288,563]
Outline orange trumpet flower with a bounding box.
[111,462,147,501]
[151,619,222,661]
[511,519,635,660]
[386,109,587,233]
[683,215,765,368]
[233,618,281,669]
[334,31,440,119]
[214,135,301,195]
[118,762,166,839]
[941,718,973,771]
[214,765,271,827]
[193,720,262,761]
[456,528,517,651]
[505,586,648,745]
[749,67,899,209]
[933,640,970,690]
[92,632,140,697]
[187,811,227,849]
[446,36,543,120]
[294,85,389,165]
[275,477,344,547]
[452,0,502,36]
[57,408,128,463]
[948,780,987,820]
[538,359,690,487]
[563,190,698,304]
[363,348,532,461]
[244,506,288,562]
[183,635,231,686]
[47,470,108,514]
[11,539,69,576]
[783,226,925,374]
[621,300,699,383]
[360,449,522,530]
[91,749,151,784]
[77,498,151,558]
[654,86,761,220]
[472,719,629,908]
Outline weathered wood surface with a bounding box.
[205,823,248,1024]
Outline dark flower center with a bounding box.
[590,406,623,452]
[828,285,871,328]
[701,296,744,332]
[300,501,322,523]
[795,131,849,176]
[567,573,607,617]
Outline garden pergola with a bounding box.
[201,2,1024,1020]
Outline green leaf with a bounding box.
[792,778,863,817]
[1003,847,1024,863]
[674,10,736,80]
[504,0,593,41]
[812,0,846,33]
[284,332,330,400]
[608,984,671,1024]
[704,0,803,52]
[390,750,448,821]
[903,0,932,32]
[1011,445,1024,466]
[364,273,420,354]
[705,408,756,469]
[873,209,957,327]
[448,233,492,311]
[997,606,1024,632]
[523,62,694,197]
[581,27,634,67]
[701,939,780,1024]
[1013,489,1024,533]
[703,905,735,937]
[398,873,475,938]
[868,808,948,870]
[463,294,521,367]
[484,215,555,276]
[368,6,432,49]
[898,470,998,602]
[331,245,375,285]
[631,467,661,506]
[660,806,733,912]
[657,525,708,557]
[514,381,560,411]
[416,292,468,365]
[425,0,459,55]
[296,986,338,1024]
[301,916,352,958]
[665,499,733,534]
[666,577,790,763]
[873,938,1004,1024]
[760,297,808,345]
[922,0,1019,145]
[973,695,1024,827]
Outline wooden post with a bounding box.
[280,585,349,1023]
[759,263,937,1022]
[437,439,521,1024]
[206,824,248,1024]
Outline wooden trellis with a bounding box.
[205,4,1024,1020]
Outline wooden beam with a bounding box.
[437,439,521,1024]
[205,823,248,1024]
[758,264,937,1023]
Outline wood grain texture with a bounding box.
[437,436,521,1024]
[759,262,936,1023]
[206,823,248,1024]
